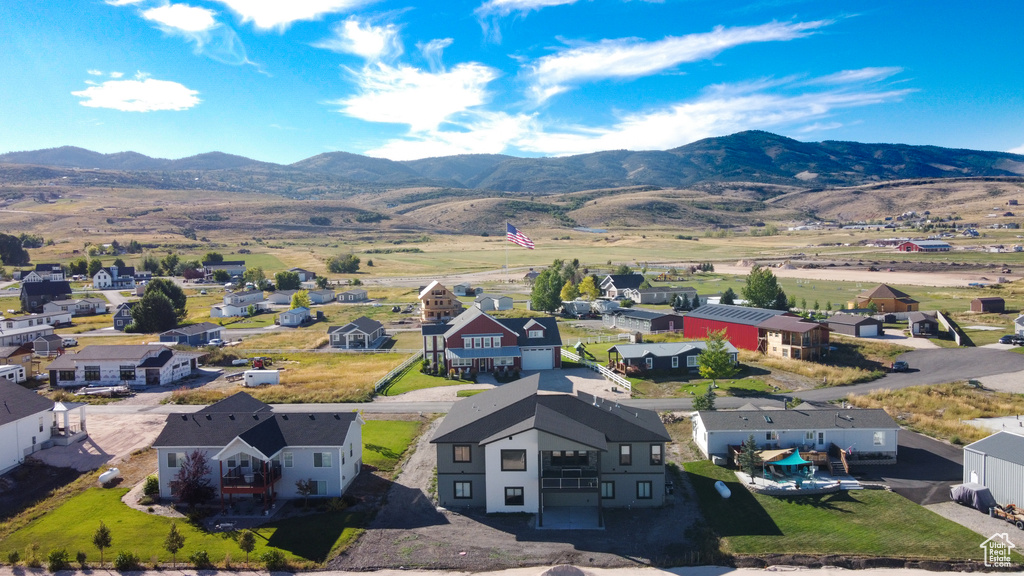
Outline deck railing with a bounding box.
[560,349,631,391]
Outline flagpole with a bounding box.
[505,221,509,283]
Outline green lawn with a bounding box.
[677,378,774,397]
[456,389,486,397]
[379,366,472,397]
[0,488,363,568]
[683,460,993,560]
[362,419,424,473]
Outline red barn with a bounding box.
[683,304,790,351]
[896,240,951,252]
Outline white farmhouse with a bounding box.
[152,393,363,510]
[211,290,267,318]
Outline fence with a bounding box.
[234,348,422,354]
[373,350,424,393]
[560,349,632,391]
[562,333,632,346]
[935,311,971,346]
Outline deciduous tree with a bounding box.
[697,329,738,386]
[93,522,112,567]
[327,254,360,274]
[88,259,103,277]
[291,290,311,310]
[577,276,600,300]
[129,290,178,333]
[275,271,301,291]
[164,523,185,568]
[530,265,563,312]
[146,278,188,321]
[237,530,256,568]
[0,233,30,266]
[741,265,785,309]
[169,450,215,509]
[559,280,579,302]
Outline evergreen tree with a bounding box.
[738,434,762,484]
[697,329,739,386]
[692,384,716,411]
[129,290,178,333]
[164,523,185,568]
[720,287,736,305]
[773,290,790,311]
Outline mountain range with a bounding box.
[2,131,1023,194]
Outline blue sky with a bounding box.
[1,1,1022,163]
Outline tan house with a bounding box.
[0,345,34,377]
[759,315,830,361]
[419,281,463,323]
[848,284,919,313]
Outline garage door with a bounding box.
[859,324,879,337]
[521,348,553,370]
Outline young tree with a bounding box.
[826,301,833,312]
[800,298,807,311]
[787,294,797,310]
[741,265,784,309]
[737,434,762,484]
[692,384,716,411]
[237,530,256,568]
[129,290,178,333]
[697,329,739,387]
[295,479,314,508]
[577,276,600,301]
[291,290,311,310]
[212,269,231,283]
[813,300,820,312]
[93,522,112,567]
[164,523,185,568]
[170,450,215,509]
[275,271,301,290]
[530,266,563,312]
[720,287,737,305]
[675,293,691,311]
[87,259,103,277]
[247,304,257,317]
[559,279,579,302]
[314,276,330,289]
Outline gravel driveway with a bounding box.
[332,417,703,571]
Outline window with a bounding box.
[167,452,186,468]
[84,366,101,381]
[645,357,653,369]
[619,444,632,466]
[283,452,293,467]
[765,431,778,441]
[805,431,815,441]
[504,487,524,506]
[118,365,136,380]
[551,450,588,466]
[671,356,679,369]
[483,337,491,348]
[454,481,472,499]
[492,336,501,347]
[501,450,527,471]
[817,432,825,445]
[650,444,663,466]
[58,370,76,381]
[637,481,652,499]
[227,456,237,468]
[38,417,44,433]
[313,452,332,467]
[240,454,250,468]
[873,431,885,446]
[453,445,471,463]
[601,481,615,499]
[350,444,354,457]
[528,329,543,338]
[686,355,698,367]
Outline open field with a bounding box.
[361,419,426,473]
[845,382,1024,444]
[683,460,991,560]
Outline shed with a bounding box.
[907,312,938,337]
[827,313,883,338]
[971,297,1005,313]
[964,431,1024,508]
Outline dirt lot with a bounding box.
[31,413,167,472]
[715,264,1019,288]
[332,417,704,572]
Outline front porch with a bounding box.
[50,401,87,446]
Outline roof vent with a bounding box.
[308,414,315,420]
[333,414,340,420]
[205,414,211,420]
[253,414,259,420]
[181,415,187,421]
[228,414,235,420]
[282,414,288,420]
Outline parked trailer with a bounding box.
[992,504,1024,530]
[243,369,280,387]
[0,365,27,384]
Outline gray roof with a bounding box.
[827,313,881,327]
[328,316,383,336]
[697,408,899,432]
[758,315,827,333]
[603,274,646,290]
[46,345,173,369]
[475,294,511,302]
[161,322,220,337]
[607,308,682,321]
[907,312,937,323]
[684,304,788,326]
[432,375,669,446]
[965,431,1024,466]
[0,380,54,427]
[153,392,357,452]
[608,340,737,360]
[0,345,31,358]
[21,280,72,297]
[629,286,696,295]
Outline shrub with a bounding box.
[47,548,70,572]
[188,550,212,569]
[76,551,87,569]
[260,549,287,571]
[143,475,160,495]
[8,551,20,565]
[26,543,41,568]
[113,551,140,572]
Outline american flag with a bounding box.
[506,223,535,249]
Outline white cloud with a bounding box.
[72,77,200,112]
[110,71,124,78]
[366,112,536,160]
[313,17,402,61]
[529,20,830,101]
[804,67,903,85]
[209,0,368,30]
[87,69,103,76]
[475,0,577,17]
[334,61,498,132]
[418,38,452,72]
[796,121,843,133]
[1009,144,1024,155]
[105,0,144,5]
[142,4,218,32]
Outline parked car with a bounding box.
[62,337,78,347]
[891,360,909,373]
[1000,335,1016,345]
[199,289,208,295]
[207,338,224,347]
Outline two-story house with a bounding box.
[0,380,56,474]
[600,274,646,299]
[112,302,137,331]
[419,281,463,323]
[211,290,266,318]
[22,264,65,283]
[46,345,198,388]
[93,265,137,289]
[760,315,831,361]
[432,375,670,527]
[203,260,247,279]
[20,280,72,313]
[152,393,363,511]
[422,308,562,372]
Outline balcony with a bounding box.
[220,463,282,494]
[541,467,599,491]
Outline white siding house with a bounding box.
[0,381,56,474]
[46,345,198,388]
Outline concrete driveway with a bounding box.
[855,431,963,505]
